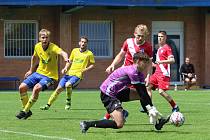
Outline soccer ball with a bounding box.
[169,112,185,127]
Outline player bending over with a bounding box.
[80,52,169,133]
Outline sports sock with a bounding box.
[87,120,118,129]
[47,91,59,106]
[20,92,29,108]
[169,100,176,108]
[104,112,111,119]
[23,98,36,112]
[66,87,72,101]
[140,100,148,112]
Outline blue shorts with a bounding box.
[59,75,81,88]
[23,72,54,91]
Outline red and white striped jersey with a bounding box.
[121,38,152,66]
[155,44,173,77]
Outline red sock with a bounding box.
[104,113,111,119]
[169,100,176,108]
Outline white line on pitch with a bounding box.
[0,129,73,140]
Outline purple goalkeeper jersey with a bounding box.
[100,65,145,98]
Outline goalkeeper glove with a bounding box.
[146,105,162,125]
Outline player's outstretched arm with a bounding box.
[59,50,69,62]
[106,51,125,74]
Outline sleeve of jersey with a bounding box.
[53,44,62,54]
[69,49,75,61]
[89,52,95,64]
[121,40,128,52]
[180,65,183,73]
[166,46,173,57]
[192,64,195,73]
[147,43,153,58]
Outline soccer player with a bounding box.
[147,31,179,112]
[106,24,152,74]
[80,52,169,133]
[40,36,95,110]
[104,24,153,119]
[16,29,69,119]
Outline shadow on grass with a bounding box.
[31,117,101,121]
[86,129,192,134]
[70,108,104,111]
[43,108,104,111]
[115,130,192,134]
[125,123,192,126]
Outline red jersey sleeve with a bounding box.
[144,42,153,58]
[121,40,128,52]
[166,45,173,57]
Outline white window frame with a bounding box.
[4,20,38,58]
[79,20,113,58]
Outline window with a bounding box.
[4,20,38,58]
[79,20,113,58]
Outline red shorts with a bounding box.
[149,73,170,91]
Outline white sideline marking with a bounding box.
[0,129,73,140]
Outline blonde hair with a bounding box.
[134,24,149,36]
[39,29,51,37]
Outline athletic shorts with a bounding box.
[58,75,81,88]
[100,88,130,114]
[149,73,170,91]
[23,72,54,91]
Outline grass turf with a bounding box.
[0,89,210,140]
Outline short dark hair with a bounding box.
[158,30,167,35]
[133,52,150,63]
[80,36,88,42]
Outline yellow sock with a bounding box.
[66,87,72,101]
[47,91,59,106]
[20,92,29,108]
[23,98,36,112]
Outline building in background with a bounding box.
[0,0,209,89]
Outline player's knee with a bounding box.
[185,78,190,82]
[19,85,26,93]
[65,82,72,88]
[191,79,196,83]
[116,121,124,129]
[33,84,42,92]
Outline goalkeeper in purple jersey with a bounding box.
[80,52,169,133]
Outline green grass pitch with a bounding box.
[0,89,210,140]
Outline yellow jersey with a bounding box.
[34,42,62,80]
[67,48,95,79]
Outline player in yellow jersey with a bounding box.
[16,29,69,119]
[40,36,95,110]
